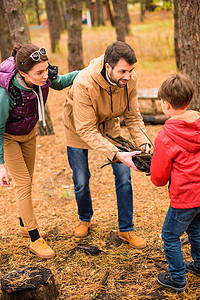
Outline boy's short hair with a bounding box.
[104,41,137,68]
[158,74,194,109]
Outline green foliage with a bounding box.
[127,0,140,4]
[162,1,172,10]
[162,207,169,213]
[61,189,72,199]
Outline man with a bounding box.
[62,41,150,248]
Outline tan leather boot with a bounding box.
[18,226,46,238]
[119,231,146,249]
[30,238,55,259]
[75,221,91,237]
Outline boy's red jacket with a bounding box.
[150,111,200,208]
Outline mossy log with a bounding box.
[0,266,58,300]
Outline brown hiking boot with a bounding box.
[18,226,46,238]
[30,238,55,259]
[119,231,146,249]
[75,221,91,237]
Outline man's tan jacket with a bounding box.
[62,55,149,160]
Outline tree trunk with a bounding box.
[34,0,41,26]
[140,0,146,22]
[173,0,180,70]
[2,0,31,45]
[37,105,54,136]
[176,0,200,110]
[122,0,130,34]
[86,0,95,26]
[105,0,114,26]
[0,1,13,60]
[57,0,66,31]
[66,0,84,71]
[44,0,60,53]
[53,0,62,38]
[111,0,126,42]
[1,266,58,300]
[96,0,105,26]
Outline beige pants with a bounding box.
[4,127,38,231]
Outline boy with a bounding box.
[150,74,200,292]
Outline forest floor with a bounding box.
[0,10,199,300]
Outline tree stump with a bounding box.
[0,266,58,300]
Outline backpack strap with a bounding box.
[8,81,24,107]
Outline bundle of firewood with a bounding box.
[101,134,152,175]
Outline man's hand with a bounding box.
[0,164,10,187]
[115,151,142,170]
[140,143,150,153]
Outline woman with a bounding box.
[0,44,79,259]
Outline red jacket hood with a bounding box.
[163,114,200,153]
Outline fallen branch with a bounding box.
[101,134,152,174]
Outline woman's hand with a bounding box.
[0,164,10,187]
[115,151,142,170]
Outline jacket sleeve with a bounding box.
[123,73,149,147]
[0,88,11,164]
[50,71,80,90]
[73,83,119,160]
[150,133,173,186]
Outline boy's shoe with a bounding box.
[75,221,91,237]
[184,261,200,277]
[119,231,146,249]
[30,238,55,259]
[157,272,186,292]
[18,226,46,238]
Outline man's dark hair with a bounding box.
[104,41,137,68]
[158,74,194,109]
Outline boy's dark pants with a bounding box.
[162,206,200,284]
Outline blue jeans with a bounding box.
[162,206,200,284]
[67,147,134,232]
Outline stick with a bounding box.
[138,126,155,148]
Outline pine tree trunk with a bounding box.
[2,0,31,45]
[57,0,66,31]
[122,0,130,34]
[111,0,126,42]
[96,0,105,26]
[66,0,84,71]
[173,0,180,70]
[86,0,95,26]
[176,0,200,110]
[44,0,60,53]
[37,106,54,136]
[34,0,41,26]
[0,1,13,60]
[105,0,114,26]
[140,0,146,22]
[53,0,62,40]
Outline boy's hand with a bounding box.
[0,164,10,187]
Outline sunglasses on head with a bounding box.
[29,47,47,61]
